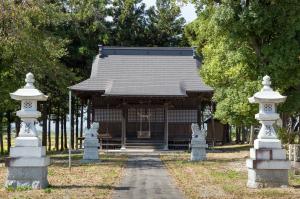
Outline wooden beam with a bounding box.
[87,100,91,129]
[197,102,202,128]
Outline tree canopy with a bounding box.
[0,0,187,114]
[185,0,300,125]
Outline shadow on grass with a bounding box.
[50,184,115,190]
[212,144,251,152]
[50,184,132,191]
[162,157,244,165]
[293,185,300,189]
[49,155,127,168]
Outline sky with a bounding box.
[142,0,197,23]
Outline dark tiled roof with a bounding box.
[70,47,213,96]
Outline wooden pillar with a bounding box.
[92,101,95,123]
[87,99,91,129]
[164,104,169,150]
[121,104,127,150]
[197,103,202,128]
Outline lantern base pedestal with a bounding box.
[247,168,289,188]
[5,138,50,189]
[247,140,290,188]
[254,139,282,149]
[5,167,49,189]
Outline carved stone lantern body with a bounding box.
[246,75,290,188]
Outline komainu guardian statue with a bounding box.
[190,123,208,161]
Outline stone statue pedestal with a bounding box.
[247,139,290,188]
[82,123,100,163]
[190,123,208,161]
[6,137,50,189]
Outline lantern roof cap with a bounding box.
[248,75,286,103]
[10,72,48,101]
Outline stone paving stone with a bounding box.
[112,154,185,199]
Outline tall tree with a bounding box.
[186,0,300,126]
[109,0,147,46]
[146,0,186,46]
[58,0,110,79]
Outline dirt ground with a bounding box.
[0,153,127,199]
[161,145,300,199]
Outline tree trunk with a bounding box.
[70,97,75,149]
[60,114,64,151]
[0,113,4,155]
[294,144,300,162]
[80,102,84,148]
[48,112,51,151]
[15,117,21,137]
[241,125,246,143]
[42,103,47,146]
[235,126,241,144]
[75,101,79,149]
[64,115,67,149]
[6,111,11,153]
[228,125,232,143]
[55,107,60,151]
[249,125,255,145]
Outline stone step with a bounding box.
[125,145,164,149]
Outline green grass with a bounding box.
[6,185,32,192]
[0,153,127,199]
[211,170,242,181]
[161,149,300,199]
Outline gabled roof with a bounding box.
[70,46,213,97]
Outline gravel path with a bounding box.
[112,154,185,199]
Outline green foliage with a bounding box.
[277,127,298,144]
[186,0,300,125]
[0,0,188,123]
[146,0,186,46]
[0,0,75,114]
[44,187,52,193]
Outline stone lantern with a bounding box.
[246,75,290,188]
[5,73,49,189]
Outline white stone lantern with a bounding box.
[246,75,290,188]
[248,75,286,141]
[5,73,50,189]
